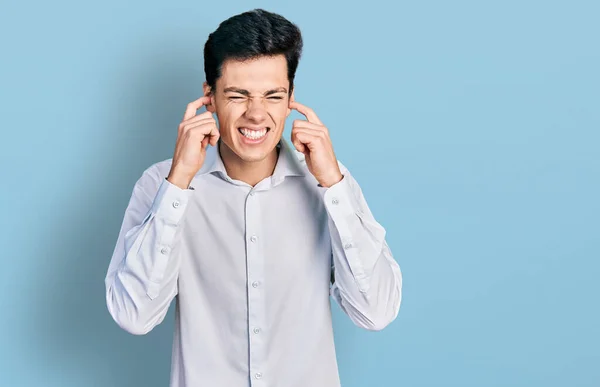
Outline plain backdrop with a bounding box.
[1,1,598,386]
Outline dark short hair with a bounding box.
[203,9,303,96]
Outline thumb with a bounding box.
[291,133,306,154]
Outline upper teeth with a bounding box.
[240,128,267,139]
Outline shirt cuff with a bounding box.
[150,178,193,225]
[323,174,370,292]
[323,174,362,220]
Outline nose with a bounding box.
[244,98,267,122]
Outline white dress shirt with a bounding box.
[105,138,402,387]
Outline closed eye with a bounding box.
[228,96,284,101]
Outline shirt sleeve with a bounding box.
[323,163,402,331]
[104,164,193,335]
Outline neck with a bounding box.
[218,140,280,187]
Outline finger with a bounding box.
[292,127,328,141]
[186,123,220,145]
[291,138,306,154]
[289,101,322,125]
[293,131,322,151]
[181,110,214,126]
[208,125,220,146]
[183,96,212,121]
[180,117,216,133]
[290,131,306,154]
[200,133,219,149]
[292,119,328,134]
[204,122,220,146]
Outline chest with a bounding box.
[177,178,333,295]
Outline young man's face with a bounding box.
[204,54,293,163]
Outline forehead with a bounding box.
[218,55,289,91]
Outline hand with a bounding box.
[289,100,343,188]
[167,96,220,189]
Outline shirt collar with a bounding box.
[195,137,306,182]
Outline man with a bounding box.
[105,8,402,387]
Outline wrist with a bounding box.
[167,169,194,190]
[319,171,344,188]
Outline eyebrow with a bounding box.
[223,87,288,96]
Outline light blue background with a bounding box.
[1,1,598,386]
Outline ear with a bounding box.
[203,82,216,113]
[286,88,295,117]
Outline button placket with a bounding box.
[245,189,266,384]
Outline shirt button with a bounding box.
[160,247,169,254]
[252,281,260,288]
[253,327,261,334]
[250,235,258,243]
[172,200,180,208]
[249,191,255,196]
[255,373,262,379]
[332,198,339,205]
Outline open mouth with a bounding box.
[238,127,270,140]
